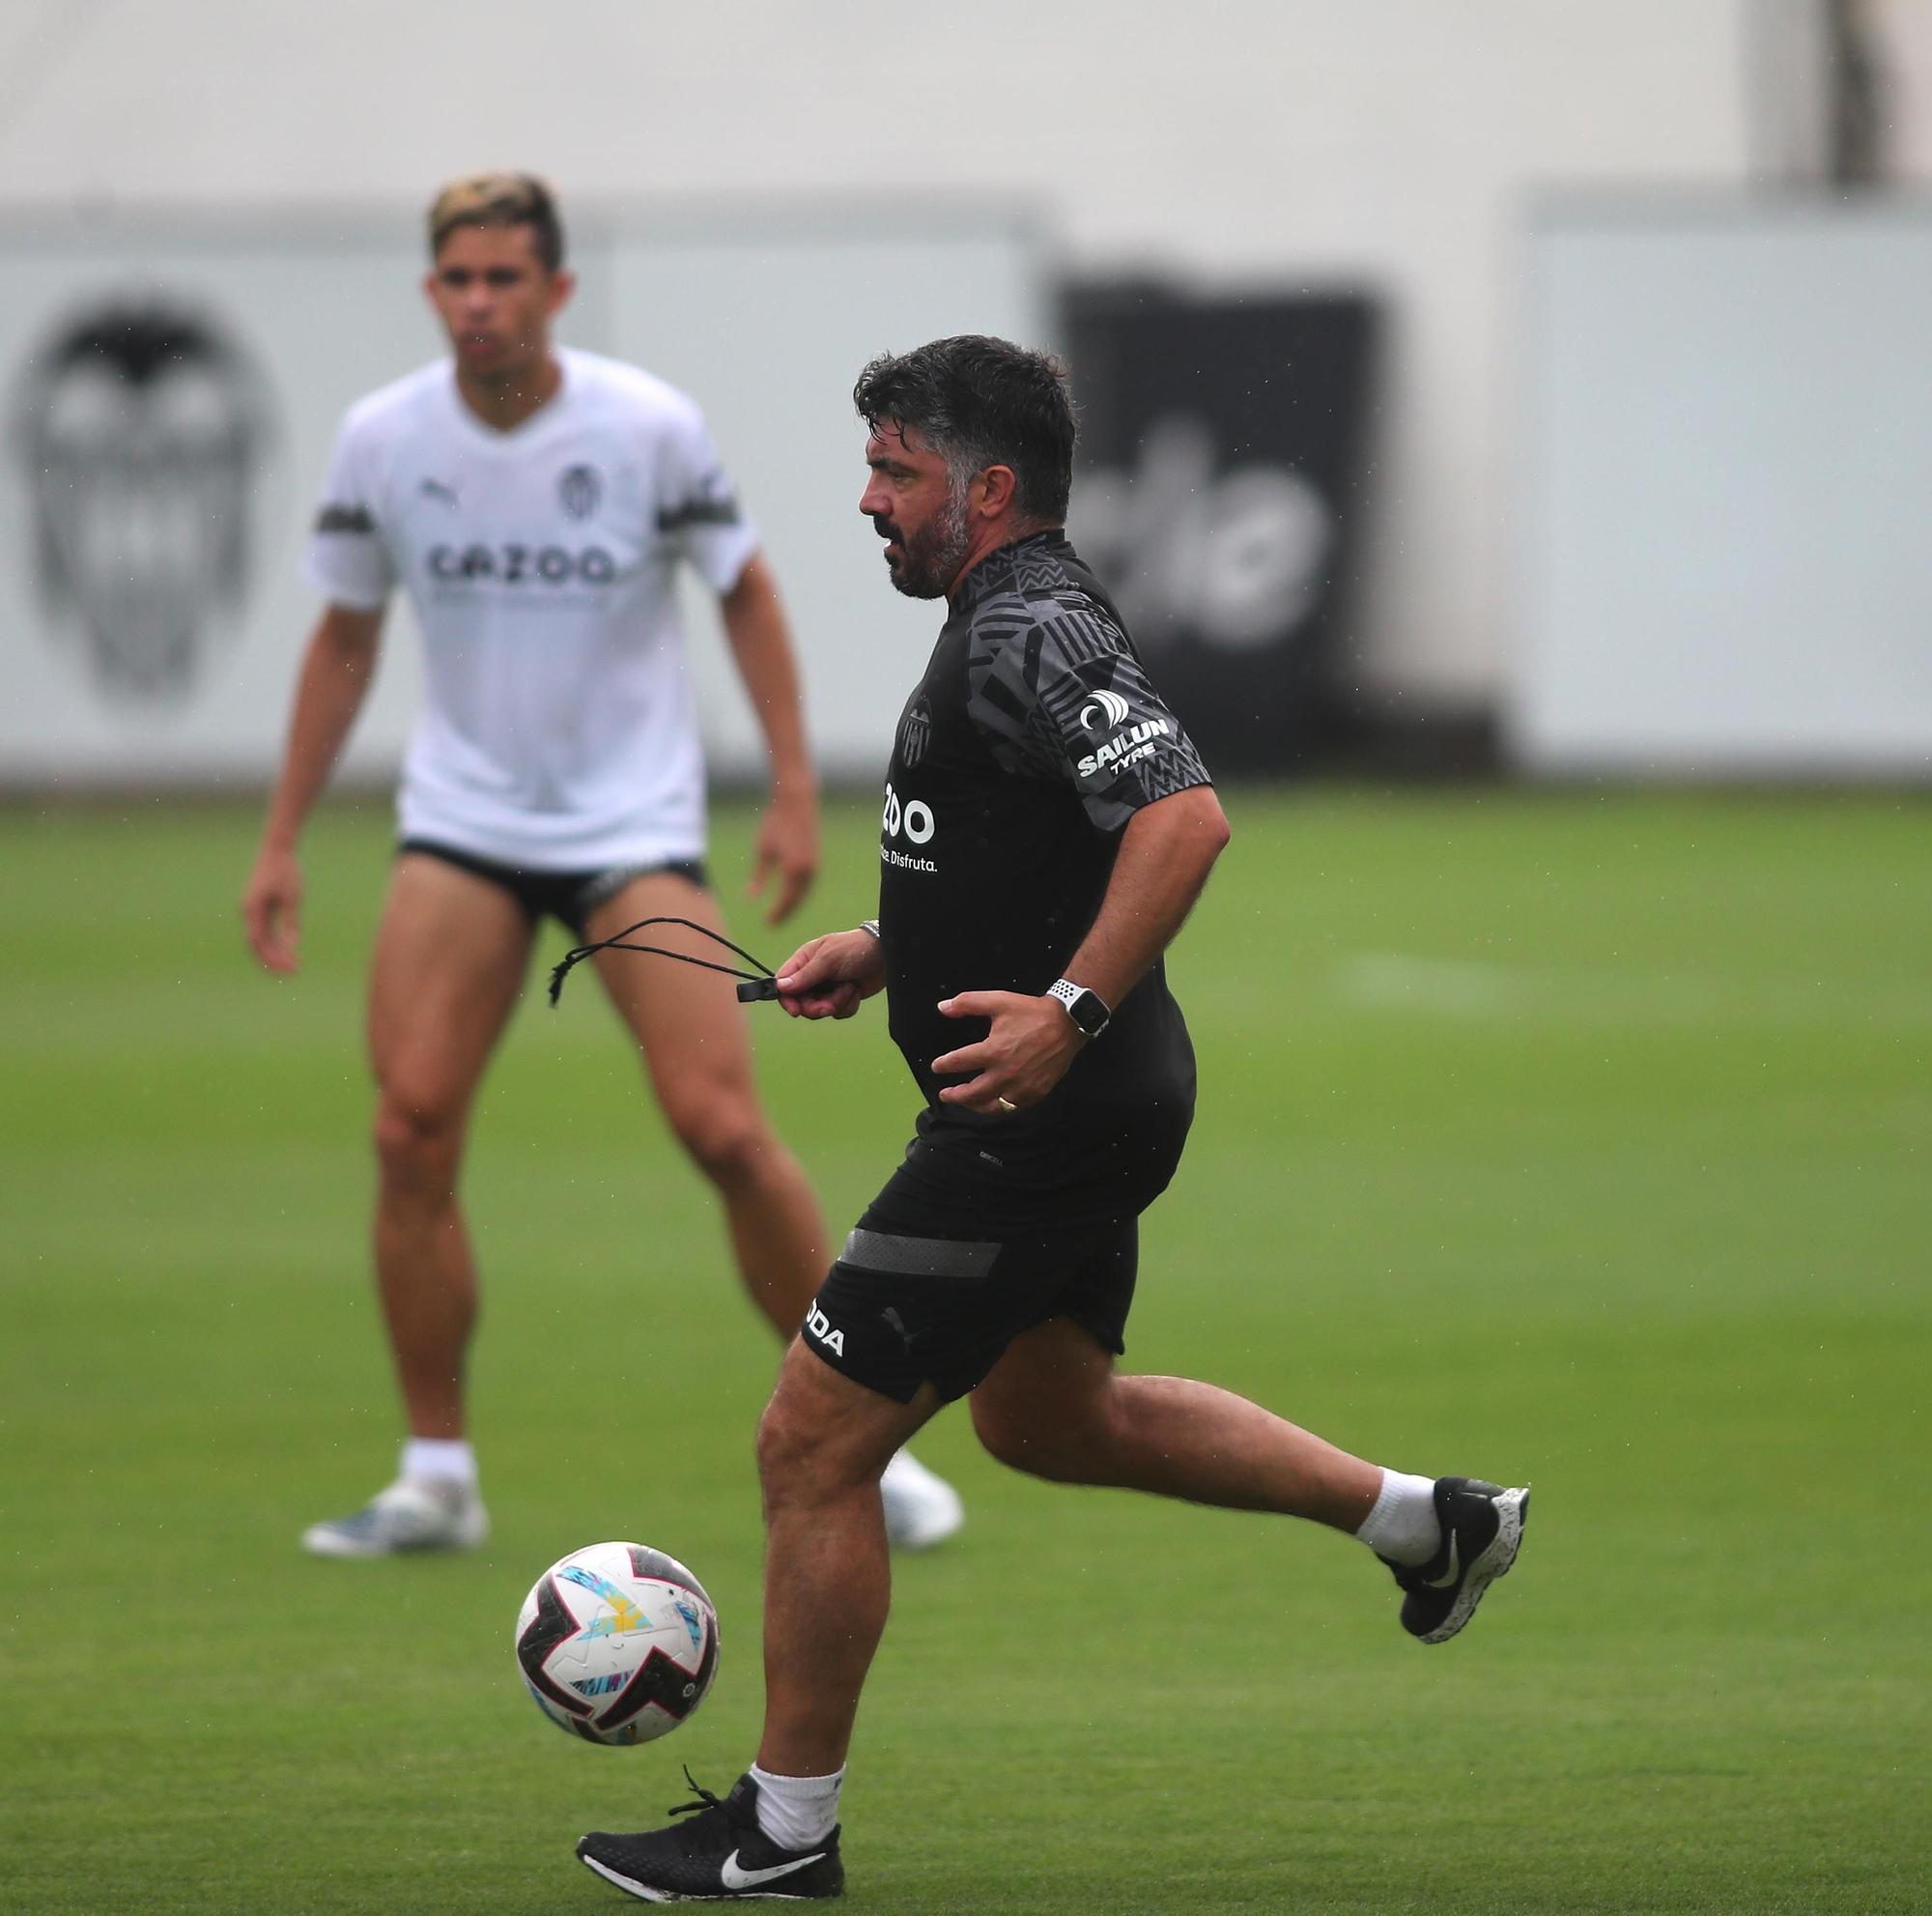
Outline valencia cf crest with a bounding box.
[13,297,272,704]
[558,463,602,520]
[898,698,931,767]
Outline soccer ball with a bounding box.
[514,1541,721,1747]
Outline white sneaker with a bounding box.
[301,1477,489,1558]
[880,1448,964,1551]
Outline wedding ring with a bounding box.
[995,1096,1017,1113]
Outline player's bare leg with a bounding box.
[575,1342,923,1901]
[368,856,531,1434]
[574,1340,920,1901]
[971,1315,1528,1644]
[754,1342,937,1776]
[303,854,531,1557]
[589,872,964,1552]
[588,872,825,1338]
[970,1314,1381,1525]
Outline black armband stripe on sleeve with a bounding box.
[656,496,742,532]
[314,503,375,534]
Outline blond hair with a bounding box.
[426,173,564,272]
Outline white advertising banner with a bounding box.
[1513,203,1932,779]
[0,210,1040,790]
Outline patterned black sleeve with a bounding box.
[964,588,1213,832]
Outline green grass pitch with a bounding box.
[3,787,1927,1913]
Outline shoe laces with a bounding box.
[668,1768,728,1820]
[665,1768,752,1852]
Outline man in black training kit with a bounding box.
[576,336,1529,1902]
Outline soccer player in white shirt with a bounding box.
[242,174,960,1557]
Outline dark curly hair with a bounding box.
[853,334,1076,523]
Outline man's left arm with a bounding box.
[718,552,820,924]
[931,785,1231,1112]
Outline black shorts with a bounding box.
[803,1153,1142,1404]
[398,840,709,939]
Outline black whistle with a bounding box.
[736,977,781,1003]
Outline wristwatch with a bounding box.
[857,919,881,940]
[1046,977,1111,1040]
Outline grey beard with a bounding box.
[890,484,972,599]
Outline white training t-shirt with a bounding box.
[303,348,759,870]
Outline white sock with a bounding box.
[750,1763,843,1850]
[1354,1469,1440,1565]
[400,1438,477,1489]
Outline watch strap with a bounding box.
[1047,977,1111,1037]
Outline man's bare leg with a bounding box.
[588,873,963,1550]
[968,1315,1381,1527]
[573,1308,1522,1894]
[748,1321,1378,1774]
[367,855,531,1439]
[571,1342,919,1895]
[587,872,825,1337]
[753,1341,938,1777]
[737,1323,1379,1780]
[734,1319,1483,1777]
[302,854,531,1556]
[969,1316,1530,1646]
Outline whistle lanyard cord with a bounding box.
[547,916,777,1007]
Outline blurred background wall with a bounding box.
[3,0,1929,785]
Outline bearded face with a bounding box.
[871,472,969,601]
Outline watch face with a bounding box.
[1050,978,1109,1037]
[1067,989,1109,1037]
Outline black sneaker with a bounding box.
[1382,1476,1530,1644]
[578,1771,843,1902]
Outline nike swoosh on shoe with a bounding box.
[1424,1531,1462,1589]
[719,1849,827,1890]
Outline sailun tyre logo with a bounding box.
[1076,717,1172,782]
[1079,688,1131,731]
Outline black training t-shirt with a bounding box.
[875,530,1214,1230]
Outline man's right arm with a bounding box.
[773,925,887,1021]
[242,602,386,974]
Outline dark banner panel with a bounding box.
[1063,284,1380,775]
